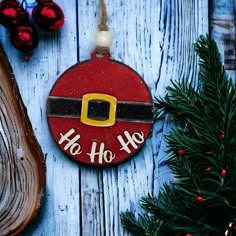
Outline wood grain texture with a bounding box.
[210,0,236,79]
[0,44,45,236]
[1,0,232,235]
[78,0,208,235]
[0,1,80,235]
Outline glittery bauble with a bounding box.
[0,0,29,29]
[10,24,39,52]
[32,1,64,31]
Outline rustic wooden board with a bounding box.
[0,0,234,235]
[0,1,81,235]
[210,0,236,79]
[78,0,208,235]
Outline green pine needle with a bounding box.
[120,211,146,234]
[121,35,236,235]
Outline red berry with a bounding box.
[186,234,193,236]
[178,149,185,155]
[221,133,225,139]
[197,196,204,202]
[177,111,183,115]
[206,151,212,155]
[206,167,211,171]
[221,169,227,178]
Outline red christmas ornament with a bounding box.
[221,169,227,178]
[24,55,30,61]
[47,52,154,166]
[206,167,211,171]
[178,149,185,155]
[186,234,193,236]
[0,0,29,29]
[221,133,225,139]
[32,0,64,31]
[10,24,39,52]
[206,151,212,155]
[197,196,204,202]
[177,111,183,115]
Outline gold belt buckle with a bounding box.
[81,93,117,127]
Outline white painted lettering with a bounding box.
[117,131,145,154]
[87,142,115,164]
[59,129,82,156]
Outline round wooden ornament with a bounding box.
[46,51,154,166]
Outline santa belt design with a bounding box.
[47,93,154,127]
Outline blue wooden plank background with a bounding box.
[0,0,235,235]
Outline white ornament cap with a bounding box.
[94,30,112,48]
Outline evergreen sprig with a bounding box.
[121,35,236,236]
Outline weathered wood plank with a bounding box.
[78,1,209,236]
[210,0,236,79]
[77,0,156,234]
[77,1,106,234]
[0,1,81,235]
[152,0,209,195]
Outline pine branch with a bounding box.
[122,35,236,236]
[120,211,146,235]
[120,210,163,235]
[140,187,216,234]
[155,80,223,147]
[194,35,236,152]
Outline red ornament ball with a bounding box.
[32,1,64,31]
[177,111,183,116]
[206,167,211,171]
[221,133,225,139]
[0,0,29,29]
[178,149,185,155]
[186,234,193,236]
[221,169,227,178]
[24,55,30,61]
[10,24,39,52]
[197,196,204,202]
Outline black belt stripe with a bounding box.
[47,96,154,123]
